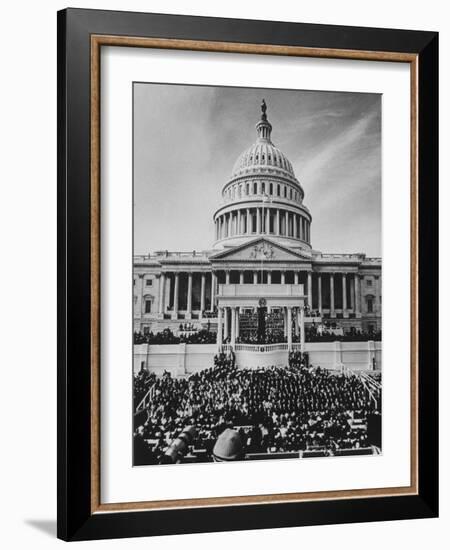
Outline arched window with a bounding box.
[261,182,265,193]
[253,181,257,194]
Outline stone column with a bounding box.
[318,273,322,314]
[158,272,165,314]
[256,208,261,233]
[210,272,216,312]
[236,307,240,339]
[239,271,244,284]
[224,307,229,340]
[281,271,286,284]
[342,273,348,317]
[283,307,288,337]
[186,272,193,318]
[276,209,280,235]
[355,274,361,317]
[375,275,381,315]
[350,275,355,310]
[200,273,206,313]
[267,271,272,284]
[307,272,313,308]
[246,209,251,234]
[172,272,180,319]
[294,272,299,285]
[228,213,232,236]
[136,274,144,320]
[330,273,335,317]
[253,271,258,284]
[217,307,223,350]
[231,307,236,348]
[237,210,241,235]
[300,305,305,353]
[225,270,230,285]
[287,307,293,351]
[285,211,289,236]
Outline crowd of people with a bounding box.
[133,354,381,465]
[134,326,381,347]
[134,328,216,345]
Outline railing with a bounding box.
[235,343,289,352]
[135,383,156,413]
[344,367,381,409]
[221,342,304,353]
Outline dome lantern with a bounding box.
[255,98,273,142]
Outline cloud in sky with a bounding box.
[134,84,381,257]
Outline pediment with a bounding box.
[210,238,311,263]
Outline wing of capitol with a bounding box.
[133,101,382,465]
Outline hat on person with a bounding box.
[212,428,244,461]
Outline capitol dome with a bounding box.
[231,141,296,181]
[213,100,312,251]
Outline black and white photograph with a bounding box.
[132,84,383,466]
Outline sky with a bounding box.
[134,83,381,257]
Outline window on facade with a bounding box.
[145,300,152,313]
[143,327,150,335]
[269,183,273,195]
[133,279,136,286]
[262,182,265,193]
[253,182,257,194]
[277,184,280,196]
[146,279,152,286]
[290,189,293,199]
[367,298,373,313]
[284,186,287,198]
[366,279,373,287]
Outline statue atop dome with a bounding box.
[261,98,267,119]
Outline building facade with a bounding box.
[134,102,382,342]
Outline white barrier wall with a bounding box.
[134,344,217,375]
[134,341,382,374]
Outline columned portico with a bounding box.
[216,283,306,353]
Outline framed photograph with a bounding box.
[57,8,438,541]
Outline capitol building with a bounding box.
[133,101,381,368]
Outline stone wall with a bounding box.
[133,341,382,374]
